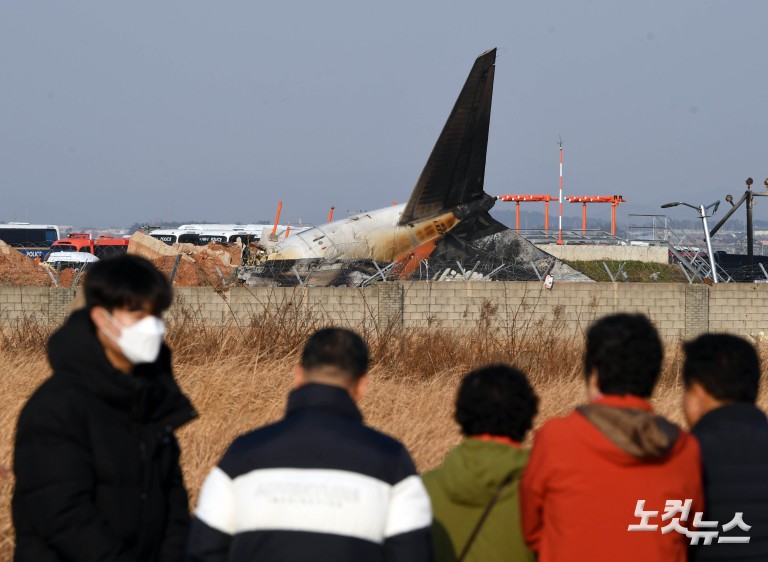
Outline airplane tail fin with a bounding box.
[398,48,496,226]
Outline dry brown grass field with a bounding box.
[2,310,767,560]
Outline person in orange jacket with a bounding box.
[520,313,703,562]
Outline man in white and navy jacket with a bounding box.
[187,328,433,562]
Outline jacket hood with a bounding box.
[434,438,529,506]
[577,396,680,459]
[47,308,196,429]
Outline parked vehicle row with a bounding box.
[0,222,311,271]
[147,223,310,246]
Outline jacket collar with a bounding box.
[591,394,654,412]
[47,308,196,429]
[470,434,523,448]
[434,438,529,505]
[286,383,363,422]
[694,402,768,432]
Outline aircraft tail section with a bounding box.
[398,48,496,226]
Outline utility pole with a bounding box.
[558,137,564,245]
[746,178,754,268]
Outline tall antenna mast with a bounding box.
[558,137,564,245]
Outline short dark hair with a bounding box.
[84,254,173,316]
[683,334,761,403]
[454,364,538,442]
[301,328,369,381]
[585,313,663,398]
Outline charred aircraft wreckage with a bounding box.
[239,49,590,287]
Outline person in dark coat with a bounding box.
[12,254,197,562]
[683,333,768,561]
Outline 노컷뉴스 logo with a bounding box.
[628,500,751,545]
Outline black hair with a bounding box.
[454,364,538,441]
[84,254,173,315]
[584,313,663,398]
[683,333,761,403]
[301,328,369,381]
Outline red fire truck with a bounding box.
[50,233,128,256]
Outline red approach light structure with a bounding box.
[496,194,557,232]
[565,195,626,236]
[272,200,283,236]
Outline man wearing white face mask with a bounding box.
[13,254,197,562]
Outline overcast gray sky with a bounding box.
[2,1,766,228]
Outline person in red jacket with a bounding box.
[521,313,703,562]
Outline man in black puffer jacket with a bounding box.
[13,254,197,562]
[683,334,768,561]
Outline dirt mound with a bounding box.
[148,253,236,287]
[0,234,242,288]
[128,232,242,287]
[128,233,241,264]
[125,232,243,287]
[57,268,83,287]
[0,241,54,286]
[203,243,242,267]
[127,232,196,262]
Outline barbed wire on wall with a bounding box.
[4,239,768,288]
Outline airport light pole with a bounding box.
[661,200,720,283]
[709,178,768,273]
[557,138,564,245]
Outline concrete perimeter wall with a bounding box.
[0,282,765,341]
[539,244,669,264]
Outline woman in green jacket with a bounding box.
[422,365,538,562]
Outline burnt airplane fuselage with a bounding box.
[242,48,499,286]
[267,192,496,263]
[266,205,456,262]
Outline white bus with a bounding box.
[147,228,201,245]
[148,223,311,246]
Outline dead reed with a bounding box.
[1,306,767,560]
